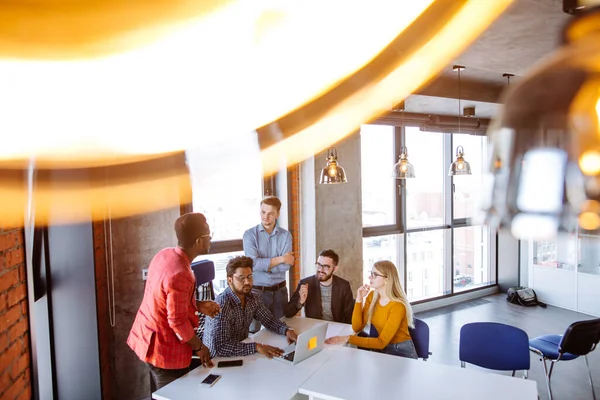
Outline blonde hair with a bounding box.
[366,260,414,329]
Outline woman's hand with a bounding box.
[356,285,370,303]
[324,335,350,345]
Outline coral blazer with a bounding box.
[127,247,199,369]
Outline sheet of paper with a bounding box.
[326,323,352,339]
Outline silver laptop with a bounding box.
[273,323,328,365]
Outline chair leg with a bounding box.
[461,361,465,368]
[540,357,554,400]
[523,370,528,379]
[511,370,516,377]
[584,355,597,400]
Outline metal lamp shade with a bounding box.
[320,160,348,184]
[393,152,416,179]
[449,146,472,176]
[449,157,472,176]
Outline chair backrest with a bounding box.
[459,322,530,371]
[191,260,216,301]
[559,318,600,356]
[409,318,430,360]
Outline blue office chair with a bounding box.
[409,318,431,361]
[529,318,600,400]
[459,322,530,378]
[191,260,216,339]
[191,259,216,301]
[190,260,216,371]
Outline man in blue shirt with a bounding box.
[203,256,297,358]
[243,196,294,332]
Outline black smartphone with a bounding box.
[218,360,243,368]
[200,374,221,387]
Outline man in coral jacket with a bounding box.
[127,212,220,390]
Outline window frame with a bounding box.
[360,121,496,303]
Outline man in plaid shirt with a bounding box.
[127,213,221,390]
[204,256,298,358]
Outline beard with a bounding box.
[317,270,334,282]
[232,283,252,296]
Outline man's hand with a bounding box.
[298,284,308,305]
[285,328,298,344]
[195,345,214,368]
[256,343,284,359]
[282,251,295,265]
[197,300,220,318]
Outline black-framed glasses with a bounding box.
[233,274,253,283]
[315,262,333,272]
[369,271,387,279]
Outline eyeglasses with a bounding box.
[233,274,253,283]
[369,271,387,279]
[315,262,333,272]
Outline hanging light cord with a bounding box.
[457,67,461,136]
[103,175,116,327]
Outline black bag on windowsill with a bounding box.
[507,286,547,308]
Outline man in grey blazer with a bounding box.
[285,249,354,323]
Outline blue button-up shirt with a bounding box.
[203,287,289,357]
[242,223,293,287]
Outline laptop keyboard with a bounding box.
[281,351,295,362]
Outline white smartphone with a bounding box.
[200,374,221,388]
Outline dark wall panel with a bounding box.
[48,223,101,400]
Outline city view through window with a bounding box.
[361,124,494,301]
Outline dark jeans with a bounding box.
[147,363,190,392]
[249,285,288,333]
[382,339,418,359]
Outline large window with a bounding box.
[187,146,270,290]
[405,130,444,229]
[361,125,396,228]
[188,147,264,241]
[406,230,445,301]
[362,234,402,284]
[360,124,495,302]
[453,225,491,292]
[453,133,487,221]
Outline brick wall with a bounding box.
[92,221,112,400]
[289,165,301,290]
[0,227,31,400]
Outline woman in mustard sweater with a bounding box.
[325,260,417,359]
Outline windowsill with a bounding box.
[411,285,499,313]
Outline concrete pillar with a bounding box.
[301,132,363,293]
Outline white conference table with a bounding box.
[298,346,539,400]
[152,317,353,400]
[154,317,538,400]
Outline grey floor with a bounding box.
[415,294,599,400]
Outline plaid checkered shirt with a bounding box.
[203,286,289,357]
